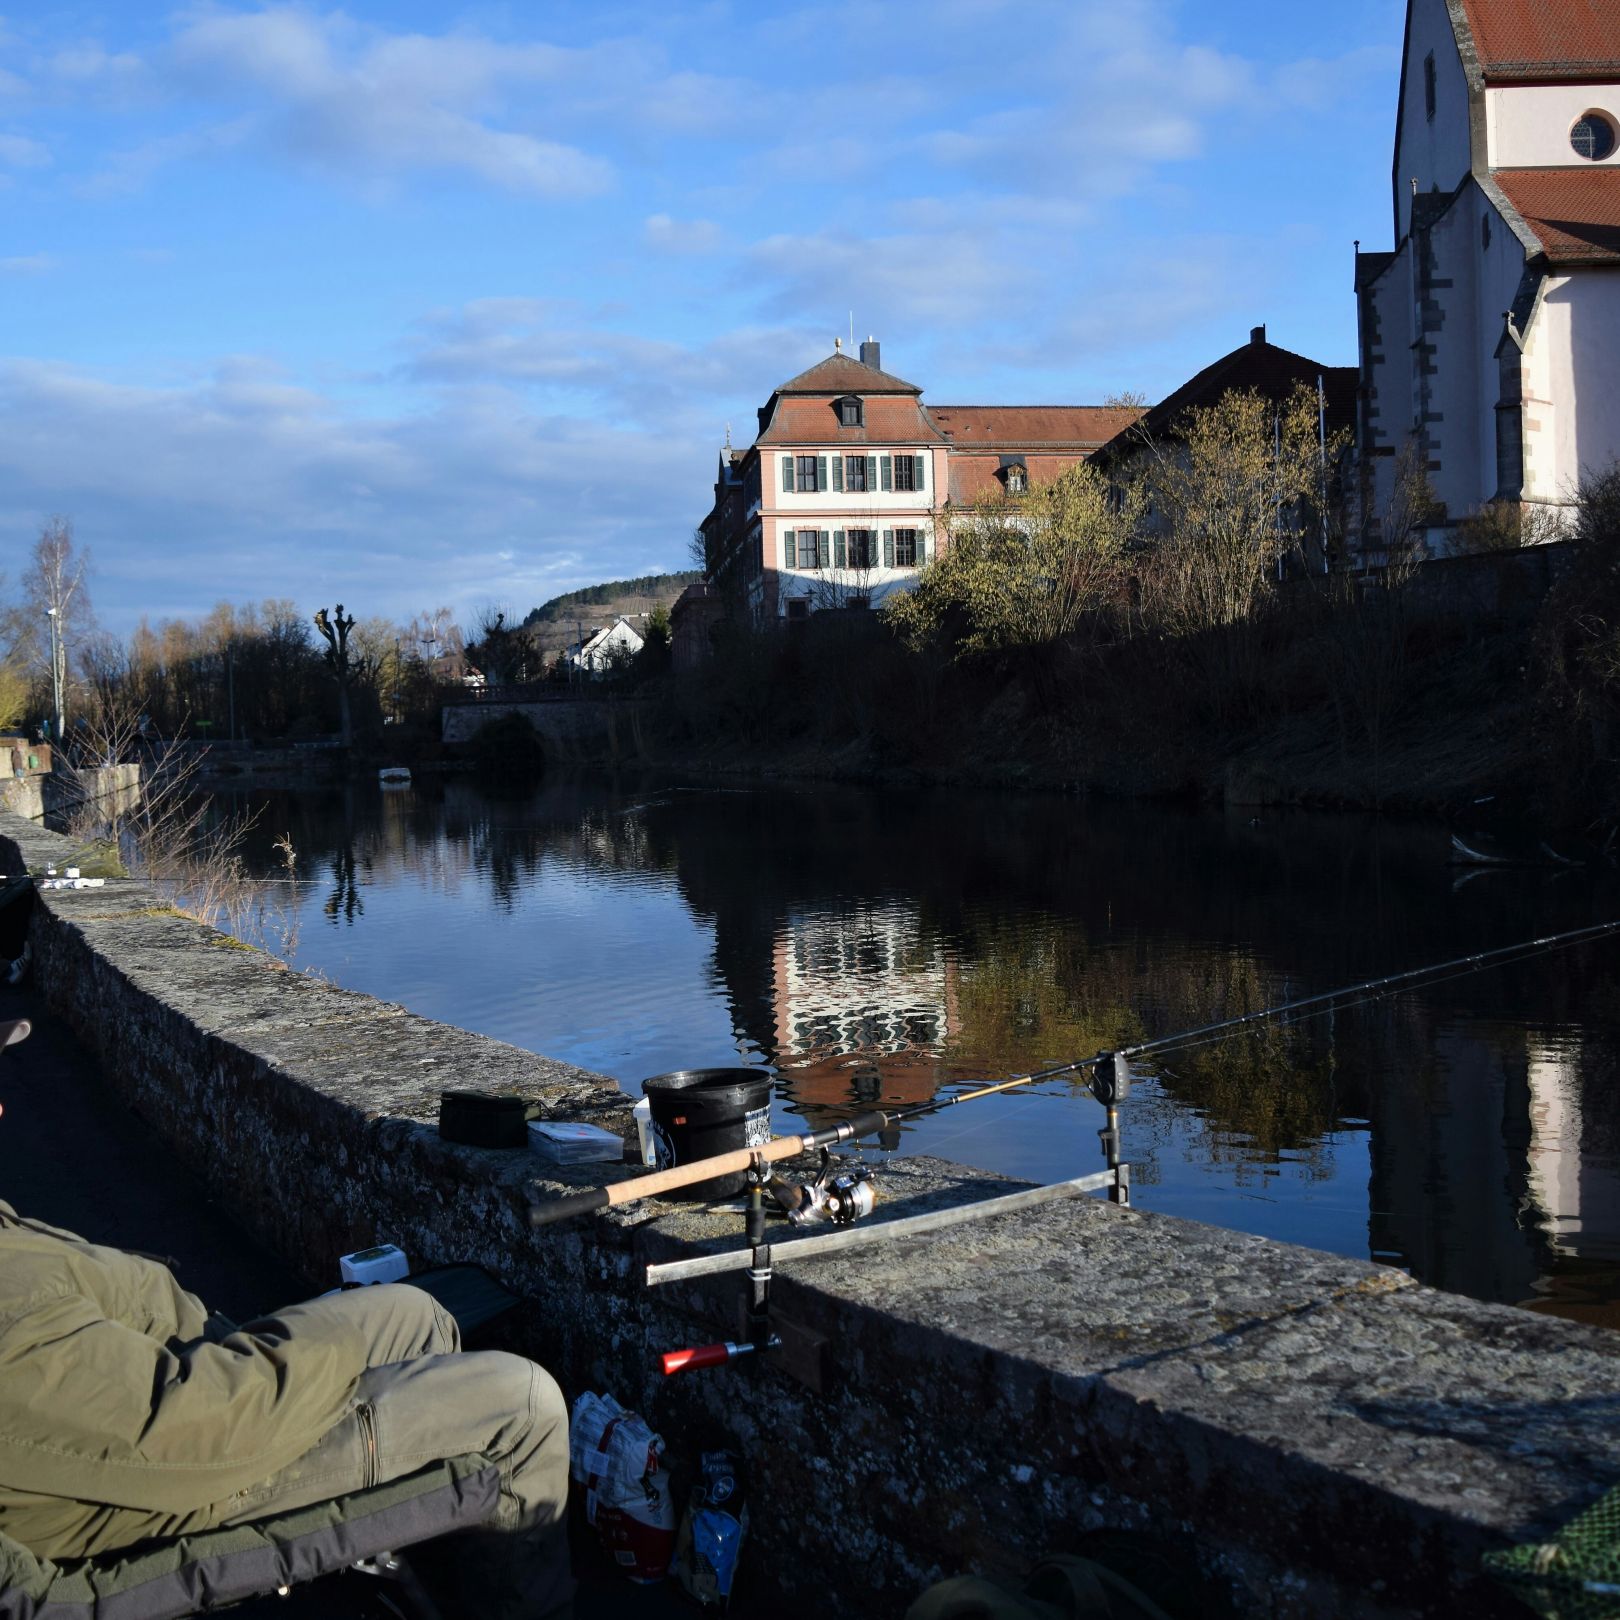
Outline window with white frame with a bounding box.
[893,528,919,567]
[847,529,875,569]
[845,455,869,492]
[894,455,917,492]
[798,529,821,568]
[796,455,820,493]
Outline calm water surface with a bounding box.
[230,774,1620,1327]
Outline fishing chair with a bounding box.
[0,1452,501,1620]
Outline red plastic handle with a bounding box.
[660,1340,736,1376]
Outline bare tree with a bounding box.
[313,604,357,746]
[23,517,95,740]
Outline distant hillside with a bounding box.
[522,571,702,658]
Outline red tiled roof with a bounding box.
[1495,166,1620,261]
[757,394,945,445]
[927,405,1143,447]
[1458,0,1620,79]
[949,450,1112,504]
[772,351,921,395]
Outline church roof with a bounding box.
[1456,0,1620,81]
[771,351,922,396]
[1089,332,1357,466]
[1495,167,1620,262]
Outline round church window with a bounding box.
[1571,113,1617,161]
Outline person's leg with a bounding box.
[243,1281,461,1369]
[220,1306,571,1620]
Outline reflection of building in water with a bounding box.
[771,902,959,1116]
[1524,1038,1620,1263]
[1366,1025,1620,1312]
[1367,1026,1541,1306]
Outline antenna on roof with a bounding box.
[724,421,731,449]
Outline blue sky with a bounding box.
[0,1,1403,635]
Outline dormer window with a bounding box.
[837,396,864,427]
[1002,458,1028,494]
[1572,112,1617,161]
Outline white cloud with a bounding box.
[0,132,48,168]
[0,350,716,631]
[152,6,614,198]
[0,253,56,274]
[644,213,722,255]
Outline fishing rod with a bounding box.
[528,916,1620,1230]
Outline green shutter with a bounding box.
[833,529,846,568]
[832,455,844,493]
[915,453,926,491]
[916,528,928,566]
[865,455,877,492]
[783,529,795,570]
[882,528,894,568]
[817,455,828,492]
[880,455,893,492]
[783,456,794,493]
[818,530,830,569]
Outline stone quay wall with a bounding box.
[4,805,1618,1619]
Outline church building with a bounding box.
[1356,0,1620,554]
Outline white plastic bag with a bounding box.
[569,1391,675,1583]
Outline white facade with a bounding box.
[1357,0,1620,553]
[570,617,644,676]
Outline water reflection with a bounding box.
[227,774,1620,1325]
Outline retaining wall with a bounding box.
[4,806,1618,1618]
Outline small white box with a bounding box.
[528,1120,625,1163]
[339,1243,409,1286]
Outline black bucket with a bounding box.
[641,1068,774,1199]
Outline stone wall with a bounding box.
[3,805,1618,1619]
[0,763,143,828]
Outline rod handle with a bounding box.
[661,1340,744,1376]
[528,1188,611,1228]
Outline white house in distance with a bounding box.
[570,617,644,677]
[1356,0,1620,553]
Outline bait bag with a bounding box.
[672,1448,749,1608]
[569,1392,675,1583]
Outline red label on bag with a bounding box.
[594,1501,675,1584]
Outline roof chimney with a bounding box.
[1250,324,1267,347]
[859,336,881,371]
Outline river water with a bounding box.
[229,773,1620,1327]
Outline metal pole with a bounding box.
[642,1171,1117,1287]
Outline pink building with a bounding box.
[699,339,1140,623]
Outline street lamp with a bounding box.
[45,607,62,745]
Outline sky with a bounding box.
[0,0,1406,636]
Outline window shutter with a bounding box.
[834,529,846,568]
[817,456,828,492]
[783,456,794,493]
[882,528,894,568]
[832,456,844,493]
[917,528,928,566]
[881,455,893,492]
[818,530,831,570]
[783,530,795,570]
[865,455,877,492]
[915,453,926,491]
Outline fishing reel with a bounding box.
[768,1152,878,1227]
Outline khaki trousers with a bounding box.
[222,1283,572,1620]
